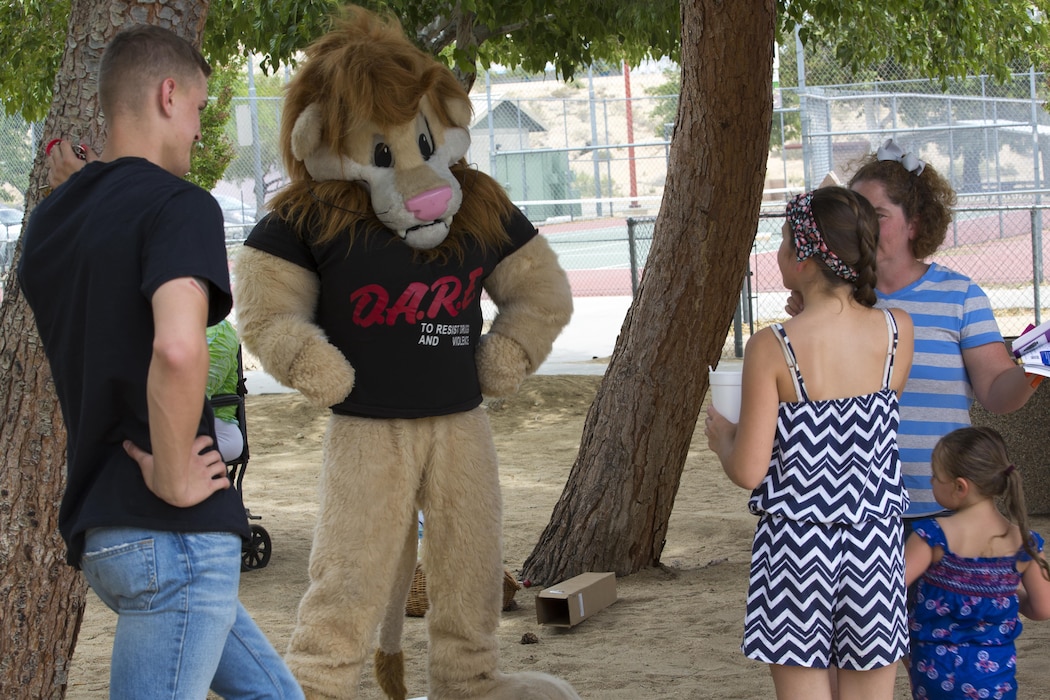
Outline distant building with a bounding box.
[469,99,580,222]
[469,100,547,172]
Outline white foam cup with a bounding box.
[708,366,742,423]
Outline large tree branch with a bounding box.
[418,10,538,92]
[416,11,531,55]
[417,14,456,51]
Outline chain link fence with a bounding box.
[622,201,1050,358]
[4,47,1050,361]
[539,199,1050,359]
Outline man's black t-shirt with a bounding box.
[244,208,538,417]
[18,158,248,567]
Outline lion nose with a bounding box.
[406,186,453,221]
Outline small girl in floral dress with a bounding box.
[905,427,1050,699]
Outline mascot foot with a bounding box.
[431,670,580,700]
[287,658,360,700]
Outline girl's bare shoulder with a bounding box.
[744,325,783,360]
[887,306,914,333]
[940,512,1025,558]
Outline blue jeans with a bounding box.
[81,527,303,699]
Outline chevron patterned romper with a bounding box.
[742,310,910,670]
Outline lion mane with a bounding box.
[268,7,515,261]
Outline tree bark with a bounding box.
[522,0,775,584]
[0,1,209,696]
[452,9,479,92]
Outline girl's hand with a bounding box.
[703,404,722,435]
[784,290,804,317]
[704,405,736,464]
[45,139,96,189]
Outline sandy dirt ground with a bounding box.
[64,374,1050,699]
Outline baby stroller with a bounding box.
[208,346,272,572]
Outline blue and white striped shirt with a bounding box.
[875,263,1003,517]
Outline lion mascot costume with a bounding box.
[232,6,578,700]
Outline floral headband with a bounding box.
[876,138,925,175]
[786,191,859,283]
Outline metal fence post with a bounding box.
[1033,207,1044,324]
[627,217,640,297]
[588,66,603,217]
[733,288,744,358]
[247,55,265,214]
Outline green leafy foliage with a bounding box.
[0,0,340,120]
[779,1,1050,86]
[2,0,1046,138]
[0,0,70,121]
[461,0,681,82]
[645,69,679,139]
[202,0,339,74]
[186,59,243,191]
[327,0,680,87]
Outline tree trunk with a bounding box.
[522,0,775,584]
[0,2,209,696]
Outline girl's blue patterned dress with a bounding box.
[909,518,1044,700]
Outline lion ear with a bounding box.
[291,102,324,162]
[444,97,473,130]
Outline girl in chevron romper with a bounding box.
[787,140,1040,522]
[904,427,1050,700]
[707,186,915,699]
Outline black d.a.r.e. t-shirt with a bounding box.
[244,208,538,418]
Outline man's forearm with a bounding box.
[146,337,210,503]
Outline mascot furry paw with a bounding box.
[232,6,576,700]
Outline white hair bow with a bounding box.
[876,139,925,175]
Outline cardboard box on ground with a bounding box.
[536,572,618,628]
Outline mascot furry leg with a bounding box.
[282,411,577,700]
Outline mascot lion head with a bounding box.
[268,5,514,255]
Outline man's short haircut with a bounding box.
[98,24,211,118]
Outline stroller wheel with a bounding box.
[241,524,272,571]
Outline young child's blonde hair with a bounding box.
[932,426,1050,580]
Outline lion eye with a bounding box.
[418,133,434,161]
[373,143,393,168]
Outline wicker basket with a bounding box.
[405,563,520,617]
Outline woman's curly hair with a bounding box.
[848,153,956,260]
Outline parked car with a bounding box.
[0,204,22,240]
[211,193,258,239]
[0,205,23,275]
